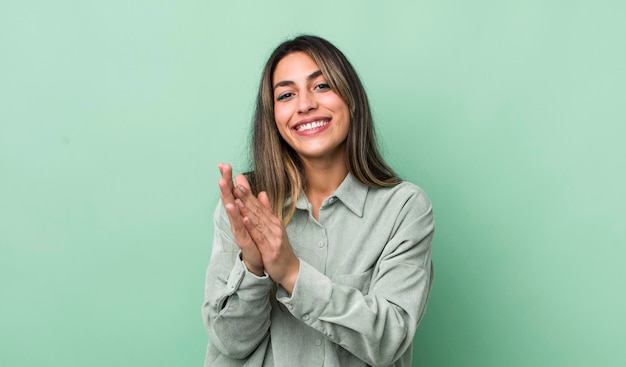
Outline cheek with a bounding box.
[273,107,291,141]
[323,93,350,116]
[273,104,290,127]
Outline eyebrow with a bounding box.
[273,70,323,91]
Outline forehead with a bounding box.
[273,52,321,83]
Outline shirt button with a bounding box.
[287,304,293,310]
[315,339,322,346]
[317,240,325,247]
[302,314,310,321]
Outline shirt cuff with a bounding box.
[276,260,332,325]
[225,252,273,301]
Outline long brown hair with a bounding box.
[249,35,400,224]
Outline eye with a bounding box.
[315,83,331,91]
[276,92,294,101]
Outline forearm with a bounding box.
[276,259,433,366]
[276,204,435,366]
[203,254,273,358]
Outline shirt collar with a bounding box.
[294,172,369,218]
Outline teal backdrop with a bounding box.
[1,1,624,366]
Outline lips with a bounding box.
[292,117,331,134]
[294,119,330,132]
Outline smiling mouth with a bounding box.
[294,119,330,132]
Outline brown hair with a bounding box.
[249,35,400,224]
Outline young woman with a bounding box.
[203,35,434,367]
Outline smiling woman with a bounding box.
[202,35,435,367]
[273,52,351,172]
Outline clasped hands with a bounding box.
[218,163,300,294]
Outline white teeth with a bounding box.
[295,120,329,132]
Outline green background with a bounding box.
[1,1,624,366]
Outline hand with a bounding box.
[234,184,300,294]
[217,163,264,276]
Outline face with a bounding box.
[272,52,350,163]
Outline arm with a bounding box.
[202,163,272,359]
[277,190,434,366]
[202,202,273,359]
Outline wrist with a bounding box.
[278,258,300,295]
[241,257,264,277]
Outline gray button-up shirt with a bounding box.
[203,173,434,366]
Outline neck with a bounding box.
[304,161,348,196]
[300,155,348,219]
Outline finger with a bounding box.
[238,190,272,230]
[235,184,257,208]
[257,191,281,226]
[218,163,238,207]
[235,197,249,216]
[235,184,266,213]
[223,202,249,240]
[219,163,235,191]
[234,174,251,191]
[258,191,271,209]
[242,215,269,248]
[238,203,283,251]
[237,199,268,233]
[236,186,281,231]
[218,171,251,242]
[218,178,236,206]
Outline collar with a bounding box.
[294,172,369,217]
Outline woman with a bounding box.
[203,35,434,367]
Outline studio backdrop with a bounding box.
[1,1,624,366]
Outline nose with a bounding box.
[297,90,317,114]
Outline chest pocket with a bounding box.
[332,268,374,295]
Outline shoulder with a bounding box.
[369,181,432,215]
[363,181,434,236]
[374,182,435,246]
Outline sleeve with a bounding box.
[276,189,435,366]
[202,201,274,359]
